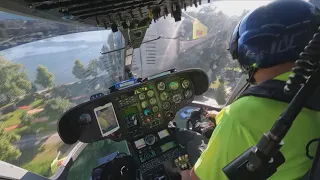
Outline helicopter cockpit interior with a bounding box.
[4,0,320,180]
[58,68,210,180]
[0,0,240,179]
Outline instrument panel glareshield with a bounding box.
[58,69,209,144]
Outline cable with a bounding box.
[284,31,320,95]
[306,138,320,160]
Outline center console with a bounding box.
[128,128,187,180]
[116,76,194,179]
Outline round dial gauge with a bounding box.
[145,134,156,145]
[172,94,182,104]
[184,89,193,99]
[163,102,171,110]
[152,106,159,112]
[169,82,179,91]
[141,101,148,109]
[157,82,166,91]
[149,98,157,105]
[139,93,146,100]
[160,92,169,101]
[182,79,190,89]
[147,90,155,98]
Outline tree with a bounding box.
[0,125,21,162]
[45,97,72,114]
[87,59,99,77]
[35,65,54,89]
[72,60,86,80]
[28,83,37,93]
[215,81,227,105]
[20,111,33,126]
[0,56,31,104]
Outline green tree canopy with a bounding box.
[20,111,33,126]
[45,97,72,114]
[28,83,38,93]
[0,56,31,104]
[35,65,54,88]
[72,60,86,80]
[88,59,99,77]
[0,125,21,162]
[215,82,227,105]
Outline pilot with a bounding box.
[181,1,320,180]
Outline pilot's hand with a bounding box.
[163,160,180,179]
[206,110,218,118]
[180,170,191,180]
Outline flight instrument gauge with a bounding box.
[163,102,171,110]
[147,90,154,98]
[182,79,190,89]
[149,98,157,105]
[172,94,182,104]
[184,89,193,99]
[160,92,169,101]
[139,93,146,100]
[169,82,179,91]
[145,134,156,145]
[152,106,159,112]
[141,101,148,109]
[157,82,166,91]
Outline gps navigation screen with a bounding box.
[94,103,120,137]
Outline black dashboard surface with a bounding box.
[58,69,208,144]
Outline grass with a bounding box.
[33,109,59,123]
[20,141,64,177]
[2,96,59,136]
[2,109,25,128]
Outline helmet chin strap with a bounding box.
[246,68,258,84]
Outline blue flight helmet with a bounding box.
[229,0,320,83]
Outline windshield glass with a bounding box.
[0,1,270,179]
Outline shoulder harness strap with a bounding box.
[237,79,320,111]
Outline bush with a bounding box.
[20,111,33,126]
[16,94,37,107]
[45,97,72,114]
[215,83,227,105]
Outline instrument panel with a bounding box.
[57,69,209,144]
[117,76,194,139]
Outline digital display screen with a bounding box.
[123,106,138,117]
[160,141,176,152]
[134,138,146,149]
[158,129,169,139]
[139,150,156,163]
[123,106,139,129]
[94,103,120,137]
[169,82,179,90]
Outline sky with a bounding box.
[215,1,272,16]
[186,0,273,16]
